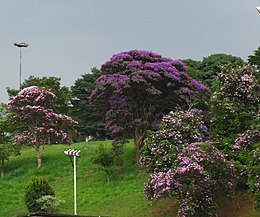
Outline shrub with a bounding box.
[36,195,65,213]
[25,176,55,213]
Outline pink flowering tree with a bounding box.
[141,110,236,216]
[91,50,210,162]
[8,86,78,167]
[210,65,259,143]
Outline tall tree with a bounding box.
[7,76,71,114]
[91,50,210,162]
[7,86,77,167]
[199,54,245,91]
[70,68,107,140]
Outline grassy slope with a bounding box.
[0,141,259,217]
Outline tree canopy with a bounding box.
[198,54,245,91]
[91,50,210,162]
[7,76,71,114]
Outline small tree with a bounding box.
[91,50,210,162]
[25,176,55,213]
[7,86,78,167]
[91,144,122,183]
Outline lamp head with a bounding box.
[14,42,29,48]
[64,149,81,157]
[256,6,260,13]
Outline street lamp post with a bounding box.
[14,42,29,89]
[64,149,81,215]
[256,6,260,13]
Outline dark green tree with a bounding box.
[0,103,20,176]
[7,76,71,114]
[248,46,260,81]
[182,58,202,81]
[199,54,245,91]
[70,68,107,141]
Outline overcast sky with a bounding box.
[1,0,260,103]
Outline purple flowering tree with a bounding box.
[91,50,209,162]
[8,86,78,167]
[141,110,236,216]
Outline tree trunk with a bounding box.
[0,159,4,177]
[134,127,146,164]
[35,145,43,168]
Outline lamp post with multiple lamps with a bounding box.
[64,149,81,215]
[14,42,29,89]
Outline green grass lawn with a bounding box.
[0,140,259,217]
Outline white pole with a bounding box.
[74,155,77,215]
[19,47,22,89]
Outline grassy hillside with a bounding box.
[0,141,259,217]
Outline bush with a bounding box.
[25,176,55,213]
[36,195,65,213]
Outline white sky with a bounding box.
[1,0,260,103]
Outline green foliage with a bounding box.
[36,195,65,213]
[182,58,202,81]
[248,46,260,81]
[70,68,107,140]
[233,112,260,210]
[0,103,20,176]
[199,54,245,91]
[7,76,71,115]
[25,176,55,213]
[91,144,123,182]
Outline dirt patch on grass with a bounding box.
[144,190,259,217]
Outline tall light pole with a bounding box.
[64,149,81,215]
[14,42,29,89]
